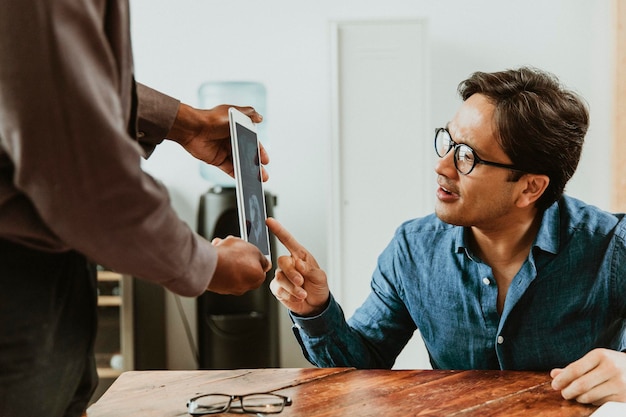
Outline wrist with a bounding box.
[293,296,331,318]
[166,103,200,145]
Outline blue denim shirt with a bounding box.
[291,195,626,370]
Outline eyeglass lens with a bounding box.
[435,129,476,174]
[188,394,230,414]
[240,394,287,413]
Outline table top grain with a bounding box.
[87,368,597,417]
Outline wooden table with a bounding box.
[87,368,598,416]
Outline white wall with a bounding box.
[129,0,614,369]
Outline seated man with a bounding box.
[267,67,626,406]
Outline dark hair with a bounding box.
[457,67,589,211]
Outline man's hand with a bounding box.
[266,217,330,316]
[551,348,626,405]
[167,103,269,180]
[208,236,271,296]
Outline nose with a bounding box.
[434,148,458,178]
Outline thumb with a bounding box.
[261,255,272,272]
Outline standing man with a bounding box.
[268,67,626,405]
[0,1,271,416]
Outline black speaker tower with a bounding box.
[196,186,279,369]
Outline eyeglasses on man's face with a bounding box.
[187,392,292,415]
[434,127,524,175]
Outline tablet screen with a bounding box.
[234,122,270,256]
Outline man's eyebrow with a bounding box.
[445,122,462,143]
[445,124,481,153]
[444,122,459,141]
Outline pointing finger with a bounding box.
[266,217,309,259]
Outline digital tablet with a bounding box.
[228,107,271,259]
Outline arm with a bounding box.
[135,83,269,180]
[551,220,626,405]
[267,218,414,368]
[289,294,392,368]
[0,1,268,296]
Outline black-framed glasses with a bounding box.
[187,393,292,415]
[434,127,525,175]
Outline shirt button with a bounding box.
[482,277,491,285]
[497,336,504,344]
[137,131,146,138]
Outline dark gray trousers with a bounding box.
[0,239,98,417]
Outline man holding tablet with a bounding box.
[0,2,271,416]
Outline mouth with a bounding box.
[437,178,458,194]
[436,178,459,201]
[440,186,453,195]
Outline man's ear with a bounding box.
[516,174,550,208]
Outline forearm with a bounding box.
[290,295,390,368]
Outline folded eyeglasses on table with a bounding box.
[187,392,292,415]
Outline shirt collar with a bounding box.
[533,200,560,255]
[454,200,561,257]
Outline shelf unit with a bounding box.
[91,270,134,403]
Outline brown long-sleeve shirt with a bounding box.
[0,0,214,296]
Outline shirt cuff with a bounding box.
[136,83,181,156]
[289,294,346,338]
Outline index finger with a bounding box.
[259,142,270,182]
[266,217,308,259]
[259,142,270,166]
[551,351,600,391]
